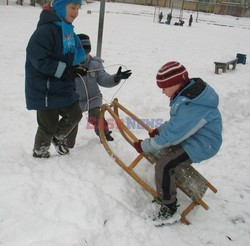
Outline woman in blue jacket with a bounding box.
[25,0,87,158]
[134,61,222,222]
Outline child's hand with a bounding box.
[114,66,132,82]
[148,128,159,138]
[62,66,88,80]
[134,140,143,153]
[68,66,88,77]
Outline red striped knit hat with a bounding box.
[156,61,189,88]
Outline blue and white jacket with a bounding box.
[141,78,223,163]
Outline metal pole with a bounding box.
[96,0,106,58]
[196,2,199,22]
[153,5,157,23]
[180,0,184,20]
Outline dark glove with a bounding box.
[62,66,88,80]
[134,140,143,154]
[148,128,159,138]
[114,66,132,83]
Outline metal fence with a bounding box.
[0,0,48,6]
[111,0,249,17]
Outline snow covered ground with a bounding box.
[0,1,250,246]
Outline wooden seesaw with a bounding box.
[98,98,217,225]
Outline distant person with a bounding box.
[134,61,222,223]
[166,12,172,25]
[174,19,185,26]
[65,34,132,147]
[158,12,163,23]
[30,0,35,6]
[25,0,87,158]
[189,14,193,26]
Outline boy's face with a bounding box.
[65,3,80,23]
[162,84,179,98]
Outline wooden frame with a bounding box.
[99,98,217,225]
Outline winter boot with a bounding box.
[99,130,114,142]
[151,201,179,226]
[33,148,50,158]
[52,136,69,155]
[105,130,114,141]
[157,201,178,220]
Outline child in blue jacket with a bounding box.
[25,0,87,158]
[66,34,132,147]
[134,61,222,222]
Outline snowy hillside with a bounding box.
[0,2,250,246]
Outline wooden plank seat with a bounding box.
[214,58,237,74]
[99,98,217,225]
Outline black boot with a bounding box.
[151,201,179,226]
[33,147,50,158]
[158,202,178,220]
[52,137,69,155]
[105,130,114,141]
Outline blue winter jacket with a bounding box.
[75,56,119,112]
[141,78,222,163]
[25,10,78,110]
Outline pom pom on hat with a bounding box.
[156,61,189,88]
[52,0,82,19]
[77,34,91,53]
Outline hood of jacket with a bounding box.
[172,78,219,109]
[37,10,60,28]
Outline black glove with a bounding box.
[114,66,132,83]
[62,66,88,80]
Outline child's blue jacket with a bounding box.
[141,78,222,163]
[25,10,78,110]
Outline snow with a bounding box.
[0,1,250,246]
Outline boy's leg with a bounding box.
[155,146,192,205]
[88,107,113,141]
[54,102,82,141]
[33,109,59,157]
[88,107,101,136]
[52,102,82,155]
[153,146,192,220]
[65,125,79,148]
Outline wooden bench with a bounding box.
[214,59,237,74]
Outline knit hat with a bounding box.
[77,34,91,53]
[156,61,189,88]
[52,0,82,20]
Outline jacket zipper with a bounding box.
[45,79,50,107]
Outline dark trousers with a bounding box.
[154,145,192,204]
[66,107,110,148]
[34,102,82,152]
